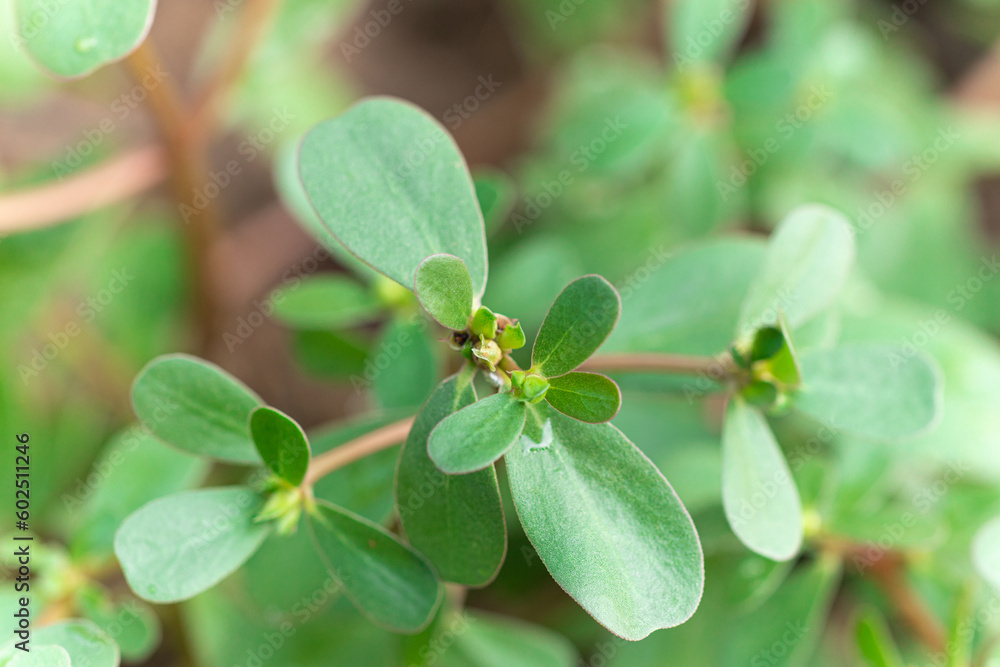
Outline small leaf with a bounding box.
[308,501,442,633]
[722,398,803,561]
[15,0,157,79]
[532,275,621,378]
[249,406,311,486]
[115,487,270,603]
[973,516,1000,595]
[396,373,507,586]
[414,254,474,330]
[505,404,704,640]
[470,306,498,339]
[794,344,942,441]
[272,274,382,329]
[0,620,118,666]
[299,97,488,296]
[737,204,855,338]
[428,392,527,474]
[131,354,263,464]
[544,372,621,423]
[856,608,904,667]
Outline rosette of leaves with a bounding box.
[297,97,704,639]
[114,354,442,634]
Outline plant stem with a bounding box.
[0,145,167,233]
[303,417,415,486]
[191,0,283,131]
[580,352,730,376]
[125,40,221,353]
[866,553,947,654]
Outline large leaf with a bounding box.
[396,374,507,586]
[427,392,527,474]
[414,254,475,330]
[249,406,311,486]
[737,204,855,338]
[15,0,157,79]
[544,372,621,423]
[114,487,270,603]
[308,501,442,633]
[436,612,578,667]
[532,275,621,377]
[721,398,803,561]
[794,344,942,441]
[272,274,382,329]
[505,404,703,640]
[299,97,488,296]
[0,619,118,666]
[131,354,263,464]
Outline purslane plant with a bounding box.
[105,97,946,653]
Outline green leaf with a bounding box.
[0,620,118,666]
[308,501,442,633]
[544,372,621,423]
[474,169,517,237]
[396,374,507,586]
[669,0,755,66]
[8,645,72,667]
[722,398,803,561]
[505,404,703,640]
[114,487,270,603]
[427,392,526,474]
[532,275,621,377]
[249,406,311,486]
[131,354,263,464]
[272,274,382,329]
[855,608,904,667]
[299,97,488,296]
[77,589,160,662]
[794,344,942,441]
[436,611,578,667]
[15,0,156,79]
[414,254,474,330]
[973,516,1000,595]
[373,318,439,411]
[737,204,855,338]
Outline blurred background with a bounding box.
[3,0,1000,664]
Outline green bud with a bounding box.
[374,276,411,310]
[255,487,299,523]
[509,370,526,390]
[470,306,498,339]
[519,373,550,404]
[275,505,302,535]
[496,321,526,350]
[740,380,778,409]
[472,336,503,371]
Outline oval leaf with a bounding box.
[15,0,157,79]
[532,275,621,378]
[544,372,621,423]
[249,406,311,486]
[414,254,475,330]
[9,645,72,667]
[131,354,263,463]
[737,204,855,338]
[396,373,507,586]
[308,501,442,633]
[722,398,803,561]
[1,620,118,667]
[505,404,704,640]
[114,487,270,603]
[427,392,527,474]
[794,344,942,441]
[299,97,488,296]
[272,274,382,329]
